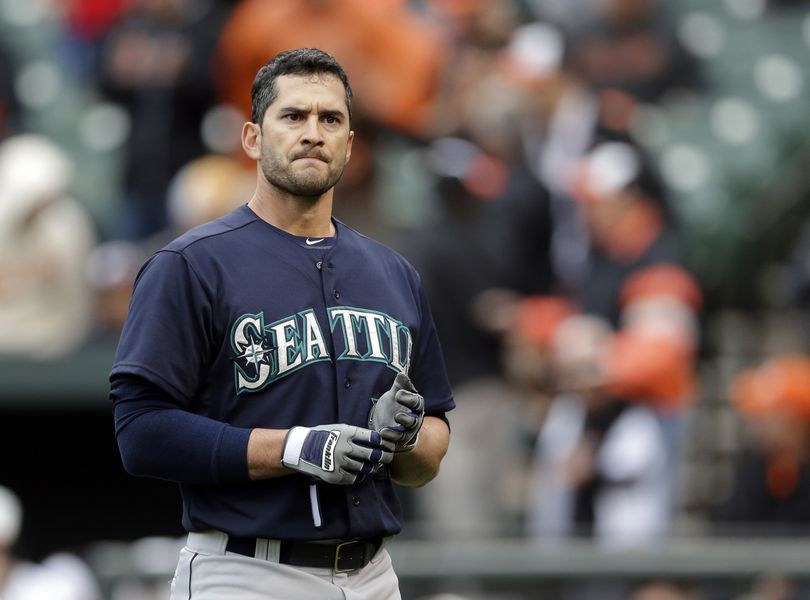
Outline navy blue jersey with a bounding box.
[110,204,454,540]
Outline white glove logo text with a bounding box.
[322,430,340,471]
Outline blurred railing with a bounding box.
[0,342,115,406]
[84,536,810,598]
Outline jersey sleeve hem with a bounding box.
[110,363,193,406]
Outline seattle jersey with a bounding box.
[110,204,455,540]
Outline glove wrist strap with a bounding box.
[281,426,310,467]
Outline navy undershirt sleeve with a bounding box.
[111,374,252,484]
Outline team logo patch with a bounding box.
[230,306,412,394]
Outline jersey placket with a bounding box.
[315,250,383,534]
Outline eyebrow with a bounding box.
[278,106,347,119]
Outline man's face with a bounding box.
[257,74,353,198]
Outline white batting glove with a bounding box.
[368,373,425,453]
[281,424,393,485]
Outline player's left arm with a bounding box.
[388,415,450,487]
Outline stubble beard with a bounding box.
[260,144,346,199]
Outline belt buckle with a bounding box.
[334,540,362,573]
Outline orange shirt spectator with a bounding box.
[214,0,446,135]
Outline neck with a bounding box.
[248,179,336,238]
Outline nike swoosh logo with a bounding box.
[305,238,324,245]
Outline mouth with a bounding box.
[293,153,328,163]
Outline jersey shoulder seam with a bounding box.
[166,215,259,254]
[152,249,215,309]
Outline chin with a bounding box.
[291,181,332,198]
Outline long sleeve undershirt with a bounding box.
[111,374,252,484]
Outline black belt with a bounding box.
[225,536,383,572]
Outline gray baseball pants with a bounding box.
[169,530,401,600]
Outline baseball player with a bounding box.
[110,48,454,600]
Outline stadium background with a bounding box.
[1,0,810,598]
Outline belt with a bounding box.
[225,536,383,573]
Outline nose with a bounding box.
[300,115,325,147]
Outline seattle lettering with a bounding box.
[231,307,412,394]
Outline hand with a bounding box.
[281,424,393,485]
[369,373,425,452]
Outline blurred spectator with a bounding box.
[499,20,597,188]
[98,0,230,239]
[570,141,701,514]
[501,295,575,401]
[0,135,96,358]
[412,137,556,383]
[147,152,253,253]
[494,20,636,292]
[164,153,253,237]
[0,485,100,600]
[424,0,523,49]
[425,0,524,140]
[514,141,701,545]
[57,0,129,81]
[401,134,554,538]
[567,142,701,412]
[84,240,145,340]
[214,0,445,137]
[530,0,702,102]
[716,355,810,534]
[525,314,672,545]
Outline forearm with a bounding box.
[389,416,450,487]
[246,428,294,480]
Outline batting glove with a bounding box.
[368,373,425,452]
[281,424,393,485]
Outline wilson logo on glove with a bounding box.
[322,430,339,471]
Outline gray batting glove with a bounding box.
[368,373,425,452]
[281,424,393,485]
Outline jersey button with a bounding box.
[344,378,351,388]
[316,261,323,271]
[333,289,340,299]
[352,496,361,506]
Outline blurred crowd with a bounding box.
[1,0,810,598]
[0,486,100,600]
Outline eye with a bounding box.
[322,115,339,125]
[285,113,302,122]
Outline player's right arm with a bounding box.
[113,375,390,485]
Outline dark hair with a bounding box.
[251,48,353,124]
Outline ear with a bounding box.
[345,130,354,163]
[242,121,262,161]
